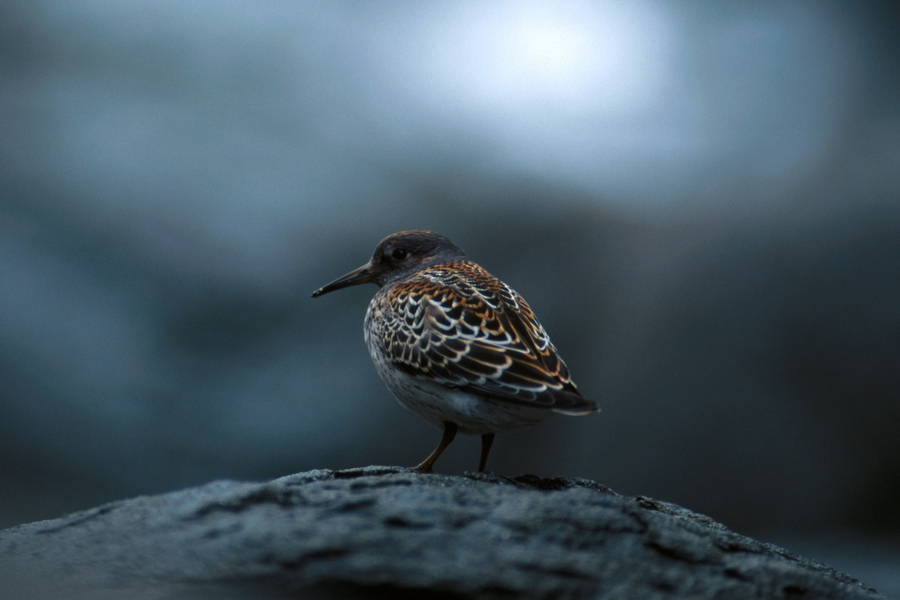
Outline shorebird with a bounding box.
[312,231,598,472]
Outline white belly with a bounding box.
[366,336,548,435]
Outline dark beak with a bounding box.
[311,263,374,297]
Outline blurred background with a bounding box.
[1,0,898,594]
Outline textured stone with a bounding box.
[0,467,886,599]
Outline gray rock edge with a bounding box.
[0,466,886,599]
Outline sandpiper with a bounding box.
[312,231,598,472]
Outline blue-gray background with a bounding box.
[2,1,899,593]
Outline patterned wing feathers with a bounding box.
[378,263,597,414]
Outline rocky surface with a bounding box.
[0,467,886,599]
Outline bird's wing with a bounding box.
[376,263,597,414]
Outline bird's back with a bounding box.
[367,260,598,415]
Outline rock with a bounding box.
[0,467,886,599]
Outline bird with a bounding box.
[312,230,599,473]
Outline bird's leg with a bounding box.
[413,421,457,473]
[478,432,495,472]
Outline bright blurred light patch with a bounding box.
[479,9,601,107]
[422,0,674,118]
[364,0,861,210]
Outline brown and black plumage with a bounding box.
[312,231,599,473]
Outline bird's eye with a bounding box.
[391,247,409,261]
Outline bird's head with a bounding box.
[312,231,468,297]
